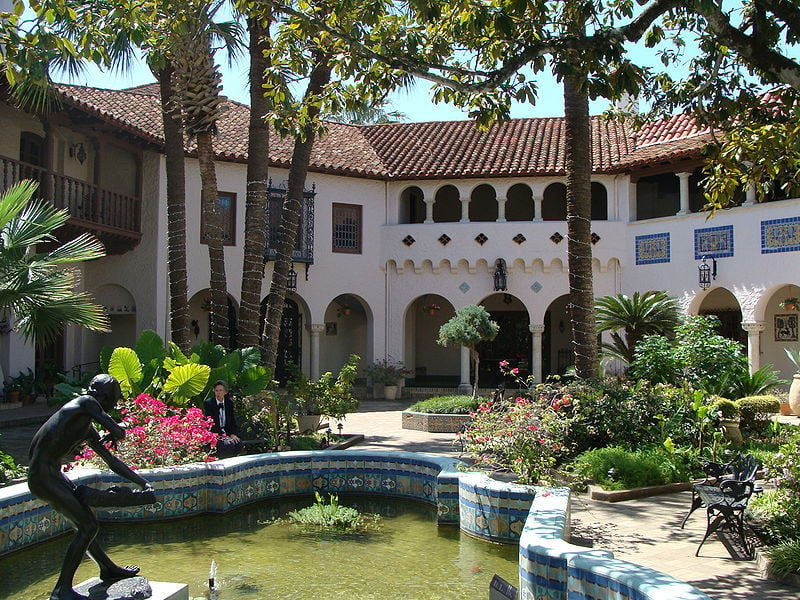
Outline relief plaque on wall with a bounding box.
[775,314,799,342]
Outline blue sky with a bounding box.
[55,52,657,122]
[52,6,694,123]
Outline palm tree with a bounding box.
[237,13,272,349]
[154,60,192,352]
[171,3,242,349]
[262,54,333,371]
[595,291,681,365]
[562,54,598,379]
[0,180,108,343]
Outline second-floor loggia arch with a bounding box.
[542,181,608,220]
[433,184,461,223]
[468,183,498,222]
[506,183,534,221]
[399,186,426,224]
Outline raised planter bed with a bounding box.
[401,410,470,433]
[756,550,800,588]
[588,481,693,502]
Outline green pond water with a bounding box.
[1,496,518,600]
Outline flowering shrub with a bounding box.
[69,393,218,470]
[457,395,568,484]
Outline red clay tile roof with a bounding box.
[54,83,711,179]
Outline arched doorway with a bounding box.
[322,294,368,376]
[544,295,572,378]
[405,295,458,386]
[260,296,302,384]
[189,290,238,350]
[698,288,745,347]
[478,294,530,387]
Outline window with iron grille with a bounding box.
[201,192,236,245]
[264,185,315,263]
[332,203,361,253]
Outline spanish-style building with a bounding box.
[0,82,797,392]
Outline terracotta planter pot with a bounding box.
[372,384,384,400]
[780,401,793,416]
[384,385,399,400]
[790,374,800,416]
[5,390,18,403]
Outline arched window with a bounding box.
[542,183,566,221]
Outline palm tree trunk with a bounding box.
[238,16,271,350]
[197,129,229,348]
[563,70,598,378]
[157,64,191,352]
[262,59,332,373]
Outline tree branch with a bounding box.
[695,1,800,89]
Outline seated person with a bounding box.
[203,380,243,458]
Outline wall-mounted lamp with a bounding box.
[69,142,87,165]
[493,258,507,292]
[698,256,717,290]
[287,264,298,292]
[191,319,200,338]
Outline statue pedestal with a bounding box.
[74,577,188,600]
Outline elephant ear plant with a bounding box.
[101,330,211,406]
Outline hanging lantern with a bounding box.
[698,256,716,290]
[287,264,298,292]
[493,259,507,291]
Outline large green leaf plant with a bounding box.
[101,331,273,406]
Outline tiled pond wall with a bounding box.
[0,451,710,600]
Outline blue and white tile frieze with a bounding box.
[694,224,734,259]
[635,232,670,265]
[762,216,800,253]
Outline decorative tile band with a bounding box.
[762,216,800,253]
[694,224,734,259]
[635,233,670,265]
[0,452,711,600]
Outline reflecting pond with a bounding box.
[1,496,518,599]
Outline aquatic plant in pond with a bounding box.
[283,492,381,533]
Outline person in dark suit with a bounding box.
[203,380,243,458]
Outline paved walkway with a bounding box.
[2,400,797,599]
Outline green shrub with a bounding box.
[631,316,746,393]
[747,490,798,543]
[737,395,780,434]
[711,397,739,419]
[571,446,692,490]
[764,539,800,576]
[535,378,699,457]
[407,395,480,414]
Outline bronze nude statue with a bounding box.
[28,374,156,600]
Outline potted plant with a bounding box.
[710,397,742,446]
[287,356,360,432]
[785,348,800,415]
[365,358,408,401]
[337,303,352,317]
[779,298,800,311]
[3,381,20,404]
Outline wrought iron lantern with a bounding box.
[698,256,717,290]
[493,259,507,292]
[287,264,298,292]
